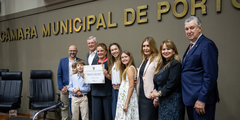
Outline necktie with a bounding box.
[184,43,194,62]
[187,43,193,53]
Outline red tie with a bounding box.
[187,43,193,53]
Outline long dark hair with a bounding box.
[107,43,122,74]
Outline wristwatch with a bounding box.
[158,91,162,97]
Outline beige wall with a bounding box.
[0,0,72,16]
[0,0,240,119]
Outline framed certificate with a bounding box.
[84,65,105,84]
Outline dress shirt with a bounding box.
[88,50,97,65]
[68,73,91,95]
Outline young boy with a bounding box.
[68,62,78,118]
[68,60,90,120]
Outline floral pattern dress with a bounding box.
[115,66,139,120]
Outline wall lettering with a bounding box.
[1,0,240,42]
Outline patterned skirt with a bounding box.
[158,92,185,120]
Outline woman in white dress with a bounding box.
[115,50,139,120]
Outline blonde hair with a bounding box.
[140,37,158,63]
[155,39,181,74]
[120,50,136,83]
[107,43,122,75]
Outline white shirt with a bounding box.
[88,50,97,65]
[69,58,77,81]
[111,63,121,85]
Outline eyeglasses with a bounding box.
[69,50,77,53]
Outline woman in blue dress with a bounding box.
[150,39,185,120]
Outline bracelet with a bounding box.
[158,91,162,97]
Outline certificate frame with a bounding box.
[84,65,105,84]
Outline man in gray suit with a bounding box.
[86,36,98,120]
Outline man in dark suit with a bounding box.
[181,16,219,120]
[86,36,98,120]
[58,45,80,120]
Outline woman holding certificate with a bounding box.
[107,43,122,120]
[136,37,159,120]
[91,43,112,120]
[115,50,139,120]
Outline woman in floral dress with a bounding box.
[115,50,139,120]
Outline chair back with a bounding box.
[0,72,22,107]
[30,70,54,102]
[0,69,9,85]
[0,69,9,76]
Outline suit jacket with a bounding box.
[57,57,80,90]
[86,51,99,65]
[137,57,158,99]
[154,59,182,97]
[181,34,219,106]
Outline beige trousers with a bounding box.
[60,92,70,120]
[71,95,89,120]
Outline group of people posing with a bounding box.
[57,16,220,120]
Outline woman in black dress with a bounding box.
[137,37,159,120]
[150,39,185,120]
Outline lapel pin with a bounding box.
[196,45,198,47]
